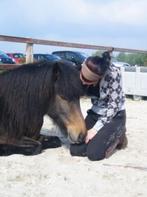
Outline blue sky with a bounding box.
[1,0,147,54]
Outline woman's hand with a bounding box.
[85,128,97,144]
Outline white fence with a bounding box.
[121,67,147,98]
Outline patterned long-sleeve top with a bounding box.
[90,64,125,131]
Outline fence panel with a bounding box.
[121,67,147,97]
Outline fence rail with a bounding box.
[0,34,147,70]
[1,35,147,53]
[0,64,20,70]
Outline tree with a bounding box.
[116,53,147,66]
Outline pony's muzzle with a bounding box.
[67,125,87,144]
[77,133,86,143]
[68,132,86,144]
[56,98,87,144]
[66,109,87,143]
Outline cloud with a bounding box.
[99,0,147,26]
[1,0,147,28]
[0,0,147,50]
[21,0,147,26]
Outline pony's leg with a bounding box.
[39,135,62,149]
[0,136,42,156]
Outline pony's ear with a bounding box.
[52,62,61,81]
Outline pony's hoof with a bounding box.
[28,143,42,155]
[41,136,62,149]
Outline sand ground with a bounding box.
[0,98,147,197]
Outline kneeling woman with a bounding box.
[70,51,127,161]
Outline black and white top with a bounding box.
[91,64,125,131]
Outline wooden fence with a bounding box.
[0,34,147,70]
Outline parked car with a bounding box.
[33,54,61,62]
[52,51,88,70]
[33,53,77,70]
[112,61,132,68]
[7,53,26,64]
[0,50,15,64]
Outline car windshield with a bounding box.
[0,51,10,58]
[76,52,88,61]
[34,54,61,61]
[79,52,88,58]
[45,54,61,60]
[13,54,25,58]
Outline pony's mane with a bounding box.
[0,61,52,102]
[54,61,84,100]
[0,60,83,103]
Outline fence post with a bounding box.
[26,43,33,63]
[133,67,142,100]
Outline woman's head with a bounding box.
[80,51,111,85]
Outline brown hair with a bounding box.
[85,51,111,76]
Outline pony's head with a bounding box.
[48,61,87,143]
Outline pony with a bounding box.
[0,60,86,155]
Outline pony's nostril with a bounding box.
[78,133,85,143]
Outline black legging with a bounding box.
[70,110,126,161]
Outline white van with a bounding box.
[112,61,132,68]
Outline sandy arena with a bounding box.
[0,98,147,197]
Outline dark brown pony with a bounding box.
[0,60,86,155]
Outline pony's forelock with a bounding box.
[54,61,84,100]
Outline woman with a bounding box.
[70,51,127,161]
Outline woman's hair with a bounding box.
[85,51,111,76]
